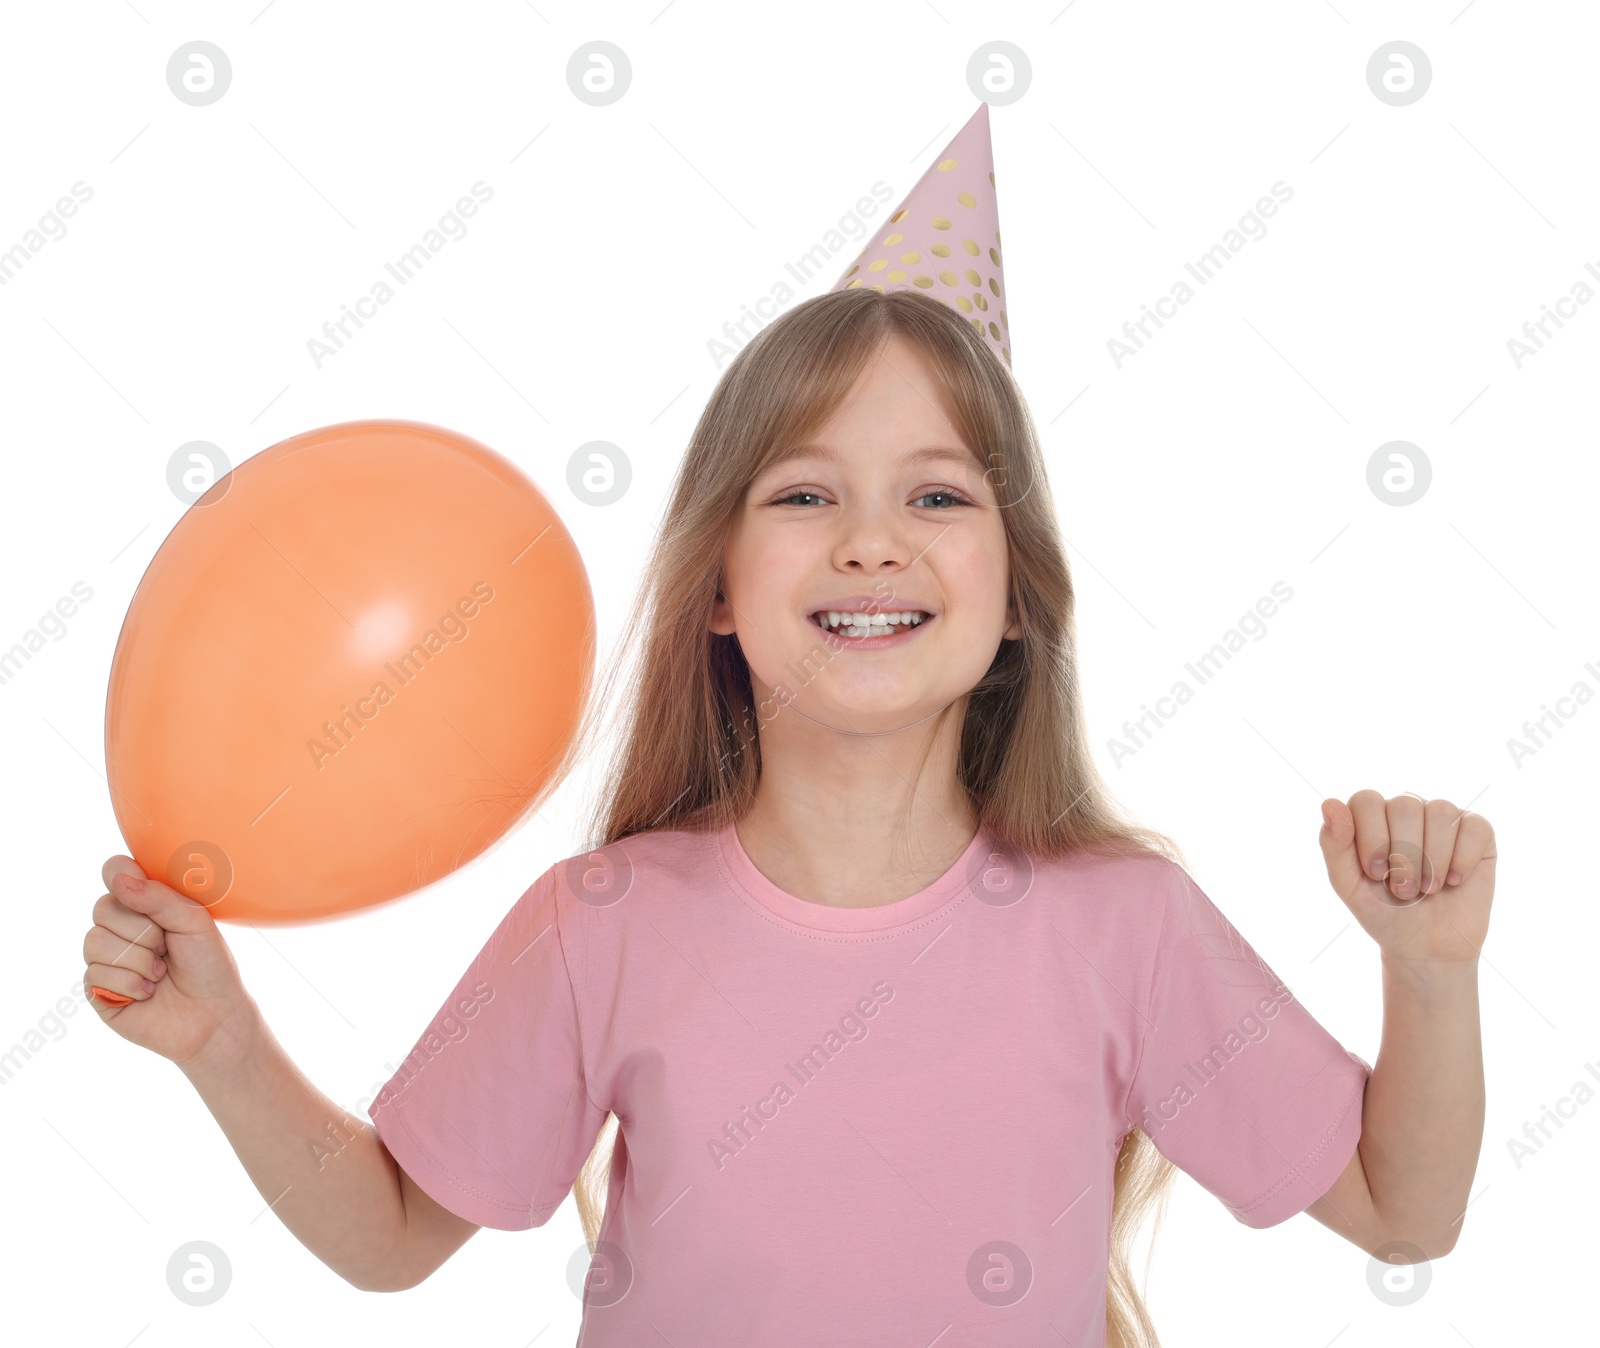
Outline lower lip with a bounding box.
[809,615,935,650]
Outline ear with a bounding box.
[708,586,737,636]
[1002,595,1023,641]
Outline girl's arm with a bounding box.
[1304,792,1493,1257]
[1307,953,1483,1256]
[87,862,479,1293]
[181,1002,483,1292]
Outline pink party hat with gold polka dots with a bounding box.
[833,102,1009,366]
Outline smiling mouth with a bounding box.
[809,610,933,638]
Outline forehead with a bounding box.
[761,441,977,476]
[761,335,976,476]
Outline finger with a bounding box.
[100,857,169,954]
[89,892,168,956]
[85,961,155,1006]
[82,927,165,982]
[102,854,150,894]
[1383,794,1426,898]
[105,866,222,938]
[1445,810,1496,884]
[1347,789,1390,883]
[1316,797,1366,900]
[1420,798,1463,895]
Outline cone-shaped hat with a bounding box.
[832,102,1009,366]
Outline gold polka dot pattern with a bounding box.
[830,103,1010,367]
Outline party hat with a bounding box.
[833,102,1009,366]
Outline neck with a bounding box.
[733,685,978,908]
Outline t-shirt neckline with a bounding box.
[714,819,991,936]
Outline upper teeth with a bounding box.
[817,610,928,633]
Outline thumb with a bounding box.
[103,856,223,939]
[1316,798,1366,903]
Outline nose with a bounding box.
[831,500,916,576]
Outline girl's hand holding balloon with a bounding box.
[84,856,258,1072]
[78,421,590,1288]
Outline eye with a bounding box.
[912,488,975,509]
[766,486,975,509]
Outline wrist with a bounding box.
[1379,948,1480,970]
[1379,949,1481,993]
[178,995,266,1085]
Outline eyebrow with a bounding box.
[763,443,976,474]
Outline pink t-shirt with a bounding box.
[368,822,1369,1345]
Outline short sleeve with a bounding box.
[367,865,607,1231]
[1124,861,1370,1229]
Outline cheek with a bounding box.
[943,536,1010,610]
[720,529,804,665]
[725,519,803,599]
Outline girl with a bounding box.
[86,286,1490,1346]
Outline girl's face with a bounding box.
[710,332,1022,729]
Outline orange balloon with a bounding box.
[104,420,594,925]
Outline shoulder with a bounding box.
[540,824,719,916]
[1029,843,1185,907]
[1018,843,1193,952]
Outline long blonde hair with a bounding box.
[557,285,1183,1346]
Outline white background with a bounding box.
[1,1,1594,1344]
